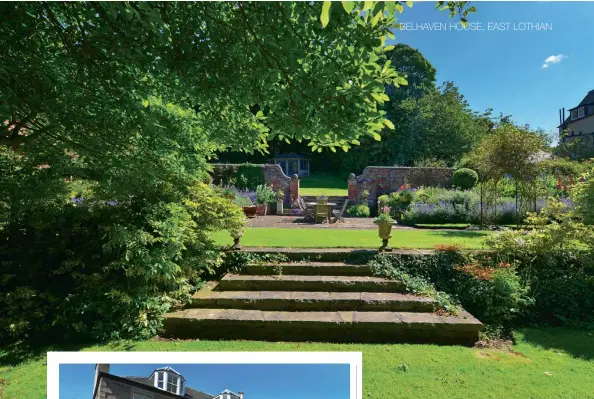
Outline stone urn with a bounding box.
[276,199,284,215]
[373,220,397,252]
[230,229,243,250]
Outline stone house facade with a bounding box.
[559,89,594,150]
[92,365,243,399]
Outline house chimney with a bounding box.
[93,364,110,397]
[238,392,244,399]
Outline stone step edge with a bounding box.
[219,274,406,293]
[165,309,483,331]
[189,291,437,312]
[222,274,397,282]
[248,262,367,266]
[244,263,373,276]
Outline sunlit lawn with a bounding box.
[1,328,593,399]
[212,227,490,249]
[299,174,348,196]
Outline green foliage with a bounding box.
[572,168,594,225]
[236,164,266,190]
[234,194,253,208]
[220,251,288,275]
[369,254,458,314]
[347,204,371,217]
[255,184,275,204]
[0,1,477,344]
[484,216,594,325]
[472,123,547,181]
[452,168,478,190]
[211,164,265,190]
[0,182,246,344]
[368,250,533,331]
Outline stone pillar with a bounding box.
[290,174,300,203]
[348,173,358,202]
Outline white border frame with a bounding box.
[48,351,362,399]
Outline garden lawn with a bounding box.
[212,227,489,249]
[1,329,593,399]
[299,174,348,196]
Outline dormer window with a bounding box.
[571,109,578,120]
[151,367,185,396]
[156,371,165,389]
[167,374,179,393]
[578,106,585,118]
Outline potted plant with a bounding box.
[255,184,275,216]
[235,195,257,218]
[276,189,284,215]
[373,206,397,252]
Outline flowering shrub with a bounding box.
[369,248,533,333]
[373,206,394,222]
[484,212,594,326]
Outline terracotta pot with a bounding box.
[256,203,268,216]
[242,206,257,218]
[373,220,396,252]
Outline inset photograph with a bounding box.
[50,352,360,399]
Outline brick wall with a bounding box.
[211,163,296,203]
[348,166,454,201]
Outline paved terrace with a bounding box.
[247,215,407,229]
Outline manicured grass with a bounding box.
[212,227,490,249]
[299,174,348,196]
[2,328,593,399]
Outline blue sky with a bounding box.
[389,1,594,140]
[59,363,350,399]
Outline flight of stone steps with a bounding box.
[163,259,483,344]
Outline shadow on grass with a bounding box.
[427,230,490,238]
[518,327,594,361]
[0,340,137,368]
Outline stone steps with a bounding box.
[163,308,482,345]
[219,274,405,292]
[244,262,372,276]
[162,256,483,345]
[190,290,437,312]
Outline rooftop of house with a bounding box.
[560,89,594,127]
[94,365,242,399]
[124,376,213,399]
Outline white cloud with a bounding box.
[541,54,567,69]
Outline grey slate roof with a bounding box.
[575,89,594,109]
[561,89,594,126]
[125,377,214,399]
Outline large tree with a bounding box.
[0,1,476,342]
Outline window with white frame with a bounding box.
[156,371,165,389]
[571,109,578,120]
[166,374,179,393]
[578,106,585,118]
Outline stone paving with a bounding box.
[247,215,409,229]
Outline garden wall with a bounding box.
[210,163,298,203]
[348,166,454,201]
